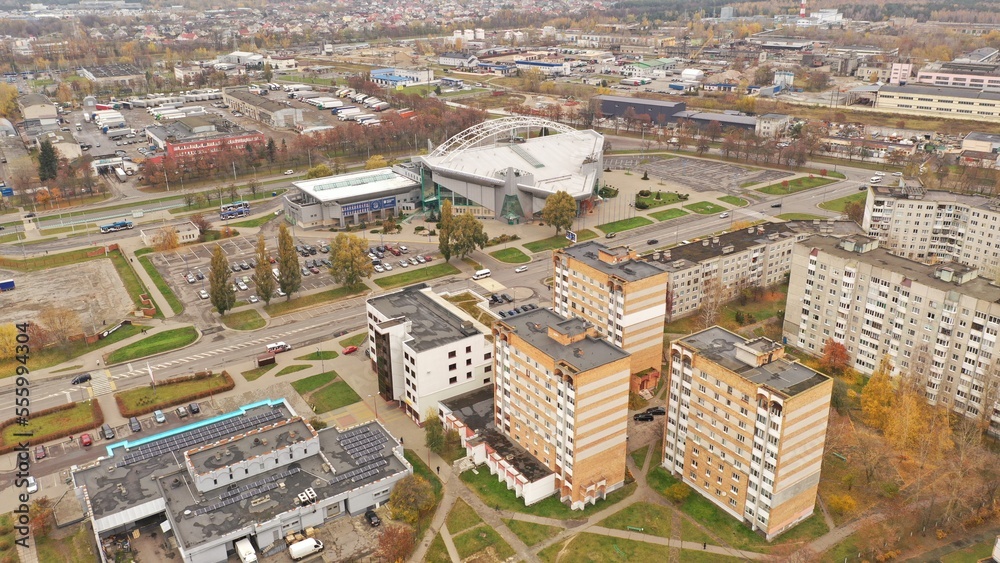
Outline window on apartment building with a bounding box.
[449,351,457,358]
[449,364,456,371]
[484,352,492,360]
[449,376,457,384]
[466,346,472,353]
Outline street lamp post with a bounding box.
[369,394,378,419]
[317,346,325,374]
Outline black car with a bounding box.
[195,271,205,280]
[858,185,868,191]
[647,239,659,245]
[633,412,655,422]
[771,203,782,208]
[646,406,666,416]
[189,402,201,414]
[502,293,514,303]
[364,509,381,527]
[498,310,507,318]
[71,373,92,385]
[129,417,142,433]
[24,213,35,218]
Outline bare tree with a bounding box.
[698,278,723,329]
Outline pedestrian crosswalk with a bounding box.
[90,369,113,396]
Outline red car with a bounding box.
[80,433,92,447]
[342,345,359,355]
[269,256,277,264]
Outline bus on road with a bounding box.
[220,208,250,220]
[100,220,134,233]
[220,201,250,213]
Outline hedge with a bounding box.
[115,371,235,418]
[0,400,104,455]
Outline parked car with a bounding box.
[409,257,419,265]
[284,170,295,175]
[416,255,426,264]
[249,295,259,303]
[388,246,401,256]
[240,262,251,270]
[195,271,205,280]
[498,310,507,318]
[633,412,655,422]
[310,266,320,274]
[176,406,189,418]
[646,406,666,416]
[231,264,241,273]
[237,282,249,291]
[186,274,196,284]
[399,245,409,253]
[382,262,392,271]
[34,445,46,460]
[129,417,142,432]
[502,294,513,303]
[514,265,528,273]
[189,402,201,414]
[154,410,166,424]
[71,373,92,385]
[199,289,209,299]
[365,510,382,527]
[374,265,384,273]
[343,345,359,355]
[422,255,433,262]
[26,476,38,494]
[859,185,868,191]
[399,260,409,268]
[301,267,311,276]
[80,433,92,447]
[892,172,903,177]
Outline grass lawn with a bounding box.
[444,292,496,329]
[461,465,636,519]
[109,251,160,316]
[242,364,275,382]
[106,326,199,364]
[446,498,483,534]
[718,286,788,331]
[629,445,650,468]
[596,217,653,234]
[452,524,515,561]
[116,374,230,414]
[374,263,461,289]
[523,229,597,253]
[504,518,562,547]
[757,176,836,195]
[538,533,742,563]
[1,402,96,448]
[405,449,444,538]
[310,380,362,413]
[683,201,727,215]
[263,283,366,316]
[719,195,749,206]
[424,532,451,563]
[276,365,310,377]
[822,535,859,563]
[0,513,18,562]
[777,213,827,221]
[290,370,338,394]
[137,255,184,315]
[0,323,142,379]
[598,502,673,538]
[294,350,339,361]
[819,191,867,212]
[941,540,996,563]
[35,524,98,563]
[650,208,689,222]
[489,247,531,263]
[339,333,367,349]
[230,214,277,228]
[220,309,266,330]
[636,190,684,208]
[681,518,713,544]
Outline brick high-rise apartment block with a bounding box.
[553,242,668,389]
[663,327,832,539]
[493,309,631,508]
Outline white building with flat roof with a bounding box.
[283,166,421,228]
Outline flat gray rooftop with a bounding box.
[369,284,480,352]
[163,421,406,549]
[657,223,798,264]
[501,309,629,372]
[807,235,1000,302]
[187,419,314,476]
[76,403,294,525]
[559,241,667,281]
[225,87,293,113]
[681,327,828,397]
[478,429,552,482]
[440,385,496,433]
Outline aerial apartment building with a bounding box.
[366,284,494,425]
[493,309,631,508]
[663,327,832,539]
[783,236,1000,434]
[553,242,668,390]
[861,185,1000,278]
[645,223,806,321]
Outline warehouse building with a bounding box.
[222,87,301,128]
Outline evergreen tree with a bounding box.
[208,245,236,315]
[38,140,58,181]
[276,222,301,299]
[265,138,277,163]
[251,233,276,306]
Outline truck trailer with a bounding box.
[235,538,258,563]
[0,279,14,292]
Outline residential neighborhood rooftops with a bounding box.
[499,308,630,372]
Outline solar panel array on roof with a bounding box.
[219,467,301,500]
[117,410,284,467]
[331,459,389,484]
[343,430,387,459]
[194,481,280,516]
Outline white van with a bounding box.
[472,269,492,280]
[266,342,291,354]
[289,538,324,560]
[870,176,882,183]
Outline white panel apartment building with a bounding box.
[367,284,494,425]
[783,236,1000,434]
[861,185,1000,278]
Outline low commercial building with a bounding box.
[916,61,1000,88]
[264,55,297,70]
[370,67,434,87]
[145,116,266,162]
[284,166,421,229]
[367,284,494,425]
[439,52,478,67]
[962,131,1000,153]
[783,236,1000,435]
[493,309,632,509]
[592,95,687,125]
[673,110,756,131]
[756,113,791,138]
[663,327,832,540]
[79,64,145,85]
[139,222,200,246]
[552,242,668,391]
[222,87,301,128]
[17,93,58,121]
[514,60,571,76]
[35,130,81,160]
[875,84,1000,121]
[73,399,410,563]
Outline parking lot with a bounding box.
[605,156,792,192]
[0,260,134,334]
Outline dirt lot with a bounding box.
[0,259,134,333]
